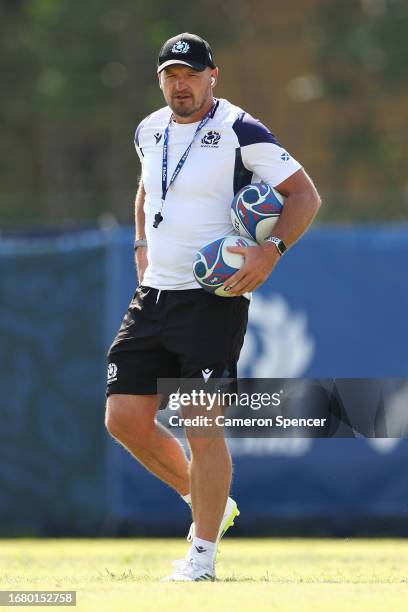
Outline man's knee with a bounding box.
[105,395,157,442]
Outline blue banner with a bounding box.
[1,225,407,535]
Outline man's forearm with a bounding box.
[225,182,321,295]
[134,180,148,282]
[261,167,321,253]
[269,188,321,250]
[135,179,146,240]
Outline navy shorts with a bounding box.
[106,285,249,398]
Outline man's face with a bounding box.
[159,65,215,118]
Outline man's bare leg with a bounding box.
[189,435,232,542]
[105,394,190,495]
[185,401,232,543]
[106,395,233,546]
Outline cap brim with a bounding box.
[157,60,207,73]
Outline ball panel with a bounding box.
[193,235,257,297]
[231,182,285,244]
[254,216,280,242]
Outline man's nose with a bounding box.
[175,78,187,90]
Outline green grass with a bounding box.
[0,539,407,611]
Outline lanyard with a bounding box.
[153,101,217,228]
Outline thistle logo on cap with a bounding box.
[172,40,190,54]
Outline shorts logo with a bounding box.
[201,130,221,147]
[202,368,213,383]
[107,363,118,384]
[172,40,190,54]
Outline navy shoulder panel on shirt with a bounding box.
[232,112,281,147]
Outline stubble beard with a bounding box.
[169,93,209,119]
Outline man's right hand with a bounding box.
[136,246,148,284]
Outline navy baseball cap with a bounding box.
[157,33,216,73]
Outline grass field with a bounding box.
[1,539,407,611]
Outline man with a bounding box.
[105,32,321,582]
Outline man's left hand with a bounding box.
[223,243,281,295]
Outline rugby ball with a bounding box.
[231,182,284,243]
[193,235,258,297]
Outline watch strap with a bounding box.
[264,236,287,256]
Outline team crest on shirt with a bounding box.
[201,130,221,147]
[107,363,118,384]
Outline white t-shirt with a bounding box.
[134,98,301,290]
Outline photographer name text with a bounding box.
[168,415,327,429]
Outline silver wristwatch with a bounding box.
[264,236,287,256]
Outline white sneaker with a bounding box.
[161,559,215,582]
[186,496,240,543]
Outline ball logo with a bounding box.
[201,130,221,147]
[107,363,118,384]
[236,237,250,248]
[233,218,241,232]
[172,40,190,54]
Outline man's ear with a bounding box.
[210,67,219,88]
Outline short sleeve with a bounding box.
[233,112,302,187]
[134,121,145,164]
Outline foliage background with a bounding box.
[1,0,407,227]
